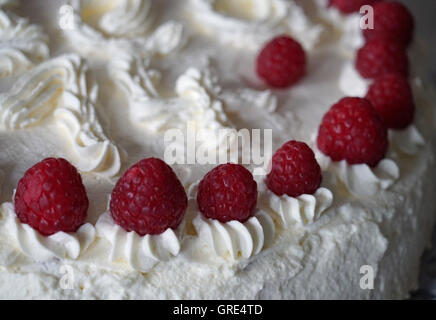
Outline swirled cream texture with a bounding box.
[187,0,323,50]
[111,60,235,152]
[0,202,95,261]
[96,212,182,272]
[0,54,121,178]
[0,10,49,78]
[193,210,275,261]
[315,149,400,197]
[259,187,334,227]
[65,0,184,58]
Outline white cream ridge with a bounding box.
[96,211,182,272]
[193,210,275,261]
[1,202,96,261]
[0,9,49,78]
[65,0,185,58]
[111,56,232,134]
[0,54,122,178]
[187,0,324,50]
[110,54,279,156]
[314,148,400,197]
[259,186,334,228]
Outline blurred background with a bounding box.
[399,0,436,300]
[400,0,436,85]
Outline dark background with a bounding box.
[401,0,436,84]
[399,0,436,299]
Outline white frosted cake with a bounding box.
[0,0,435,299]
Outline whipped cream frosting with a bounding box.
[221,87,277,113]
[339,61,370,97]
[193,209,275,261]
[390,125,425,155]
[0,9,49,78]
[65,0,185,58]
[0,202,95,261]
[96,212,182,272]
[187,0,323,51]
[259,186,333,227]
[111,58,237,153]
[0,0,434,300]
[314,0,365,53]
[0,54,121,178]
[315,149,400,197]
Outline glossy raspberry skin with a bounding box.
[110,158,187,236]
[317,97,388,167]
[197,164,258,224]
[256,35,306,88]
[365,73,415,129]
[266,141,322,198]
[329,0,380,14]
[14,158,89,236]
[356,39,409,79]
[363,1,415,46]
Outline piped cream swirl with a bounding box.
[193,210,275,261]
[175,67,232,132]
[188,0,323,50]
[65,0,184,58]
[98,0,154,38]
[221,88,277,113]
[0,10,49,78]
[0,54,122,178]
[315,150,400,197]
[1,202,96,261]
[259,187,334,227]
[313,0,365,53]
[96,212,182,272]
[111,57,234,150]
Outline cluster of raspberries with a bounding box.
[13,1,416,240]
[320,1,416,165]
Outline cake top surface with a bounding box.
[0,0,435,299]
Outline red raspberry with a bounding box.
[356,39,409,79]
[329,0,380,14]
[14,158,89,236]
[110,158,187,236]
[365,73,415,129]
[197,164,257,224]
[266,141,322,198]
[256,35,306,88]
[317,97,388,167]
[363,1,415,47]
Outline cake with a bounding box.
[0,0,435,299]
